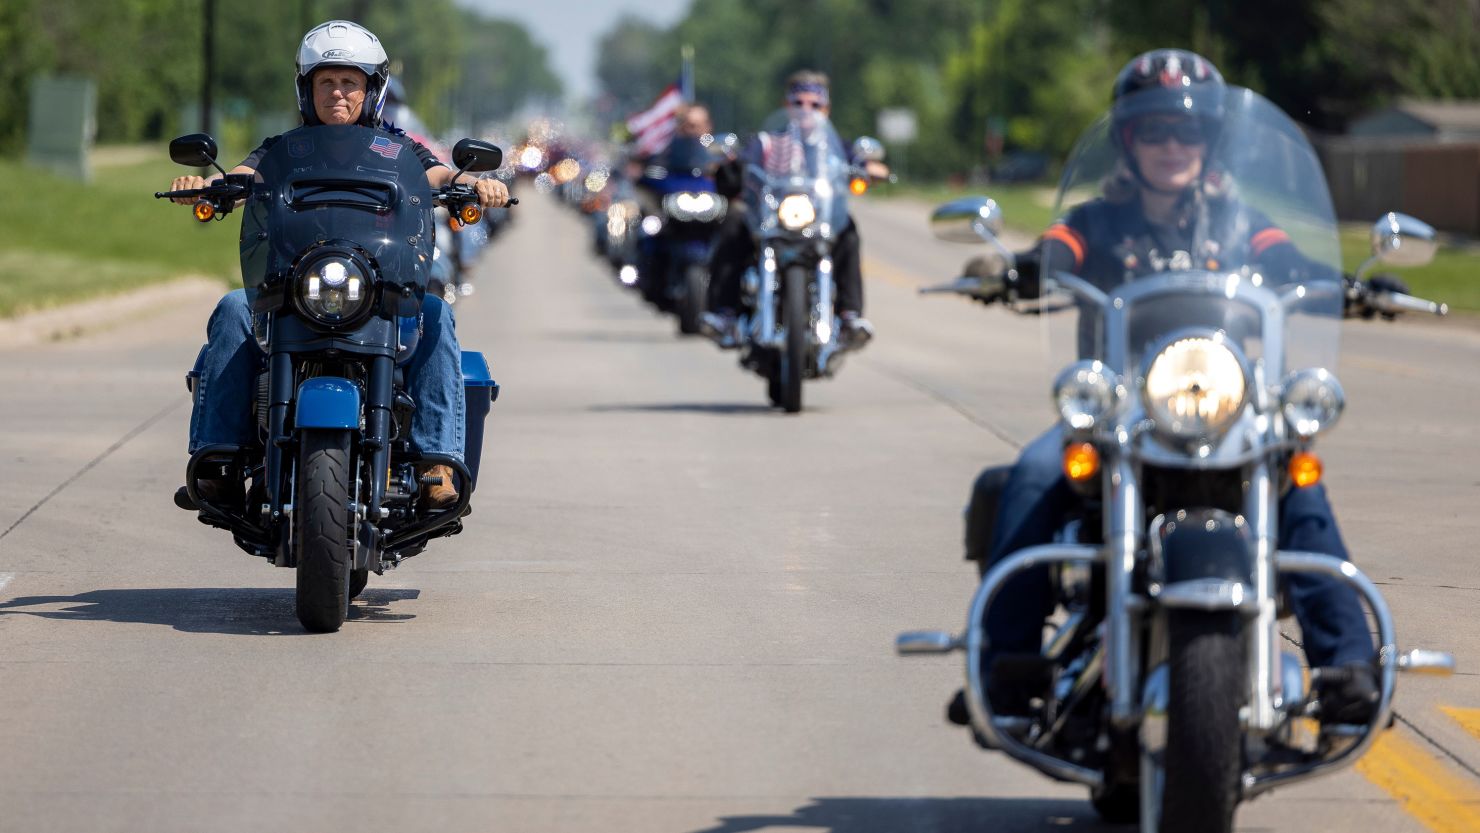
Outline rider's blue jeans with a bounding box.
[187,289,465,463]
[982,425,1374,668]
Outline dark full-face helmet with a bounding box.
[1111,49,1226,152]
[295,20,391,128]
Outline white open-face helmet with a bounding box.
[295,20,390,127]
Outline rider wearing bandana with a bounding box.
[950,49,1380,730]
[704,70,887,348]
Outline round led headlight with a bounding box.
[298,255,370,326]
[640,214,664,236]
[777,193,817,230]
[1142,335,1248,441]
[1281,367,1344,438]
[663,191,725,223]
[1053,360,1123,431]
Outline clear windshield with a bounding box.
[240,125,434,310]
[743,108,851,236]
[1040,87,1342,382]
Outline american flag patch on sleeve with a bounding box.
[368,135,403,160]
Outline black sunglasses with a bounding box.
[1132,119,1206,146]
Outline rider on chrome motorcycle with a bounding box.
[702,71,888,348]
[900,49,1454,833]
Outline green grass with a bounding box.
[881,180,1480,313]
[0,154,238,318]
[876,181,1059,238]
[1337,228,1480,314]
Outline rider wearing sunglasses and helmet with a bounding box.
[949,49,1380,731]
[704,70,889,348]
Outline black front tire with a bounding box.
[294,430,355,633]
[779,265,807,413]
[1160,610,1244,833]
[349,568,370,600]
[677,263,707,335]
[1090,782,1139,825]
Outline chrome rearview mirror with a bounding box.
[851,136,886,163]
[931,197,1017,290]
[1371,212,1437,268]
[932,196,1005,244]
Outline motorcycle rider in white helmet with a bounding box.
[169,20,508,512]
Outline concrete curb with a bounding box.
[0,277,224,351]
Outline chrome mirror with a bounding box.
[932,196,1004,244]
[851,136,886,163]
[1371,212,1437,268]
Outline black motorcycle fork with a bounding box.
[265,352,294,565]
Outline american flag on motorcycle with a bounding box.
[368,135,403,160]
[762,128,805,176]
[627,82,684,157]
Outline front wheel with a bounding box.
[677,262,707,335]
[778,265,808,413]
[349,568,370,600]
[294,430,355,633]
[1158,610,1244,833]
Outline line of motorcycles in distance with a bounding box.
[560,120,893,414]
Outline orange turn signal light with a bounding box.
[460,204,483,225]
[193,201,215,222]
[1289,451,1323,488]
[1063,442,1100,482]
[849,177,869,196]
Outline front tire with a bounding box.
[1159,610,1244,833]
[295,430,355,633]
[677,263,707,335]
[349,568,370,600]
[779,265,808,413]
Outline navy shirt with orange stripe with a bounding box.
[1038,192,1298,292]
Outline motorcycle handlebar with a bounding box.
[1372,290,1448,317]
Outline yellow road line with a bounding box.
[861,255,922,290]
[1444,707,1480,744]
[1355,727,1480,833]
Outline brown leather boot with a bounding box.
[420,464,459,511]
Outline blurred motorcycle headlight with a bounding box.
[777,194,816,230]
[1142,335,1248,441]
[1281,367,1344,438]
[1053,360,1124,431]
[663,191,727,223]
[298,254,370,326]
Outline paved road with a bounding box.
[0,192,1476,833]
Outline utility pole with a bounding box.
[201,0,215,136]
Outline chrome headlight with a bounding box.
[663,191,726,222]
[1053,360,1124,431]
[298,254,370,326]
[1142,335,1248,441]
[777,194,816,230]
[1281,368,1344,437]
